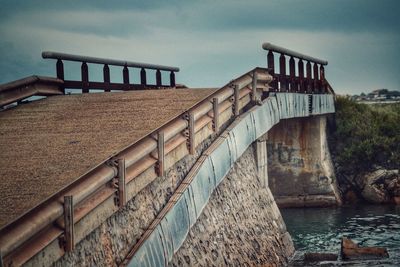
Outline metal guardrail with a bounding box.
[0,76,64,108]
[262,42,332,94]
[42,51,179,93]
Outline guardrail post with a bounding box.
[156,70,162,87]
[170,71,175,87]
[140,68,147,86]
[320,65,326,93]
[306,61,312,93]
[81,62,89,93]
[63,195,74,252]
[313,63,319,93]
[56,59,65,94]
[298,59,305,92]
[188,113,195,154]
[233,84,240,116]
[267,51,277,91]
[123,65,130,90]
[289,56,296,92]
[103,64,110,92]
[156,132,165,176]
[56,59,64,80]
[212,98,219,132]
[117,159,126,208]
[279,54,287,91]
[251,69,258,102]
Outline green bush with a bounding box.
[332,97,400,174]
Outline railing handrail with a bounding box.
[0,75,63,93]
[42,51,180,72]
[262,42,328,65]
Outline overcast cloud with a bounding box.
[1,0,399,94]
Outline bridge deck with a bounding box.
[0,88,216,229]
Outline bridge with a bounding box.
[0,43,338,266]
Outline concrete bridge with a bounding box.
[0,43,338,266]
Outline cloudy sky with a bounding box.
[0,0,399,95]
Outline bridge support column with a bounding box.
[255,135,268,188]
[267,116,341,207]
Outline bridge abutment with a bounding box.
[267,115,341,207]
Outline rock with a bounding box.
[340,237,389,260]
[304,252,338,261]
[360,169,399,204]
[362,183,387,203]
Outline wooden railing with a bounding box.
[262,42,332,94]
[42,51,180,93]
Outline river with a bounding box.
[281,205,400,266]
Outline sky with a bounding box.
[0,0,399,95]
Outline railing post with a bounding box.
[188,113,195,154]
[63,195,74,252]
[313,63,319,93]
[306,61,312,93]
[156,132,165,176]
[170,71,175,87]
[289,56,296,92]
[81,62,89,93]
[117,159,126,208]
[103,64,110,92]
[140,68,147,86]
[156,70,162,87]
[320,65,326,93]
[279,53,287,91]
[267,51,277,91]
[233,84,240,116]
[251,69,257,102]
[123,65,129,90]
[298,59,305,92]
[212,98,219,132]
[56,59,65,94]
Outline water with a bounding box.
[281,205,400,266]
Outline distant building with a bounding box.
[354,89,400,102]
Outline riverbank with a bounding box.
[329,98,400,204]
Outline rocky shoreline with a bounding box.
[338,168,400,205]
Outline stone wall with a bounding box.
[41,139,213,267]
[267,115,341,207]
[170,145,294,266]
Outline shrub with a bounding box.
[332,97,400,175]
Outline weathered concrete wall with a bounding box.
[267,115,341,207]
[170,145,294,266]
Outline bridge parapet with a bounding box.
[0,53,180,109]
[42,51,180,93]
[263,42,333,94]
